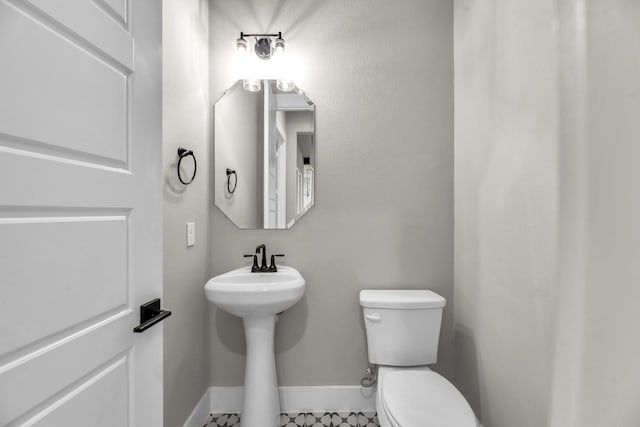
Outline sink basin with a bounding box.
[204,265,305,427]
[205,266,305,317]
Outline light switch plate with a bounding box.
[186,222,195,247]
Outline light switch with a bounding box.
[186,222,195,247]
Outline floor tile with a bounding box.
[206,411,380,427]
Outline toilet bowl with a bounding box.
[359,290,478,427]
[377,366,476,427]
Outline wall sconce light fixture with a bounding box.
[235,32,285,60]
[235,31,294,93]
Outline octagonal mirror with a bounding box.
[214,80,315,229]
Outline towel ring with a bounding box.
[177,147,196,185]
[226,168,237,194]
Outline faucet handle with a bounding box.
[268,254,285,272]
[243,254,260,272]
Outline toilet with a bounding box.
[360,290,478,427]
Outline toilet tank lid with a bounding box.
[359,290,446,309]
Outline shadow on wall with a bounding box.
[276,295,308,352]
[215,309,246,354]
[165,156,188,200]
[214,294,309,354]
[454,325,482,422]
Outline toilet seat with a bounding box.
[381,370,477,427]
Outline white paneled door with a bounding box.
[0,1,163,426]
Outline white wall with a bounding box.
[163,0,211,425]
[209,0,453,387]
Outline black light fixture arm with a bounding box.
[239,31,282,39]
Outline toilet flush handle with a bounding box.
[365,312,382,322]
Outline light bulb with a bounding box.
[235,37,248,54]
[274,37,286,55]
[277,78,295,92]
[243,79,262,92]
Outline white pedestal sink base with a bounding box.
[204,266,305,427]
[241,315,280,427]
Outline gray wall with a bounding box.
[163,0,211,425]
[214,86,260,228]
[454,0,558,425]
[455,1,640,426]
[550,1,640,426]
[209,0,453,387]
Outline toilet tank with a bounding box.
[359,290,446,366]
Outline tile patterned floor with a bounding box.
[205,412,379,427]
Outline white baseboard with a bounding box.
[278,386,376,413]
[210,385,377,413]
[182,387,212,427]
[209,386,243,413]
[184,385,377,426]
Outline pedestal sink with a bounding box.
[205,266,305,427]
